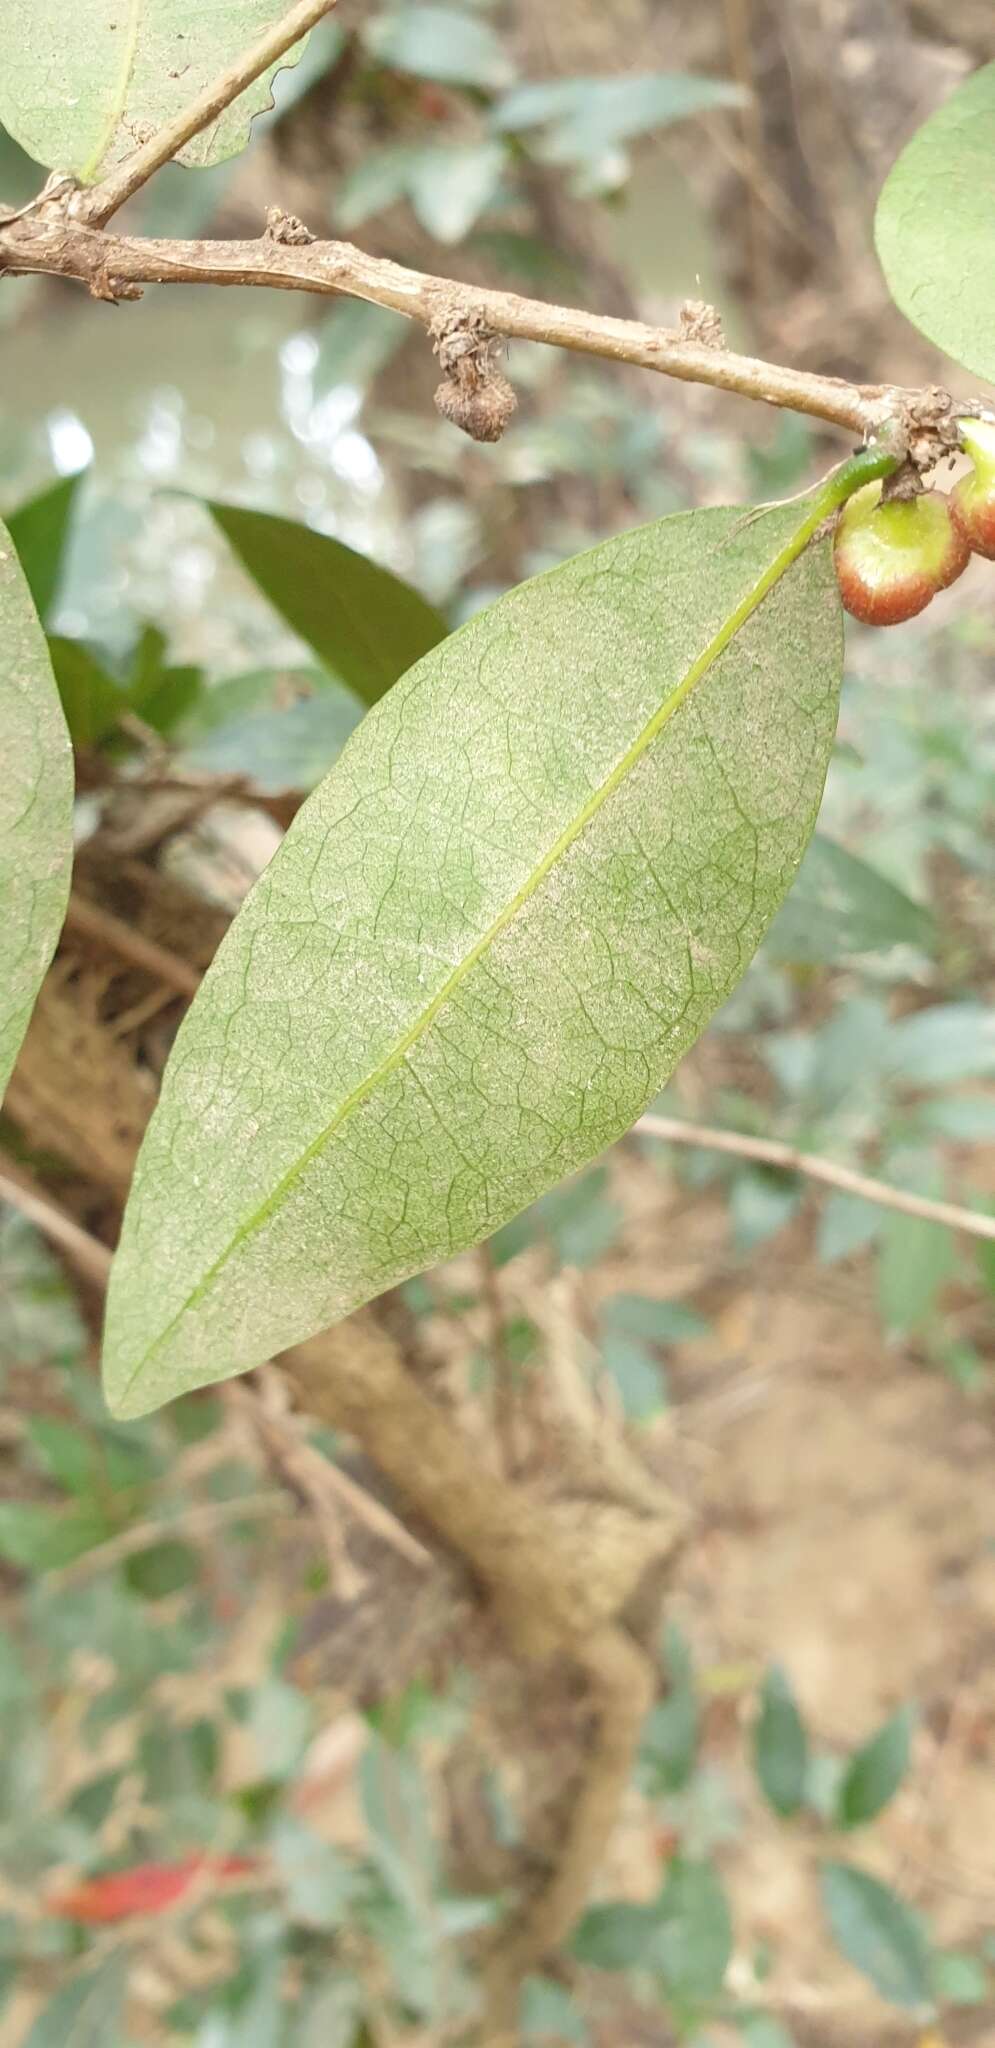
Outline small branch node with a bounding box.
[431,306,517,443]
[880,456,924,503]
[264,204,316,246]
[678,297,726,349]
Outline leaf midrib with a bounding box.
[118,500,827,1402]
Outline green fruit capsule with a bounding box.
[833,481,970,627]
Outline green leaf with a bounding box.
[0,1500,112,1572]
[22,1955,127,2048]
[729,1168,800,1252]
[207,503,448,706]
[183,684,361,793]
[521,1976,588,2042]
[817,1190,881,1265]
[407,141,506,243]
[103,499,845,1417]
[335,144,419,229]
[294,1976,364,2048]
[735,2019,797,2048]
[0,1213,87,1367]
[877,1203,954,1337]
[364,6,513,90]
[603,1294,708,1344]
[0,519,74,1103]
[0,2,316,183]
[6,472,84,620]
[754,1665,808,1818]
[493,72,744,161]
[25,1415,97,1496]
[652,1856,733,2008]
[837,1705,913,1828]
[601,1333,666,1420]
[765,834,933,964]
[930,1949,989,2006]
[269,1816,359,1929]
[885,1003,995,1085]
[124,1536,200,1598]
[819,1861,932,2010]
[875,62,995,383]
[571,1899,658,1970]
[641,1622,698,1793]
[48,635,124,747]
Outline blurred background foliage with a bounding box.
[1,0,993,2042]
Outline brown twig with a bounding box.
[72,0,340,227]
[0,211,964,454]
[64,892,201,997]
[636,1112,995,1241]
[0,1151,112,1288]
[226,1369,433,1572]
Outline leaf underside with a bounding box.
[103,502,843,1417]
[0,2,311,182]
[874,60,995,384]
[0,519,74,1102]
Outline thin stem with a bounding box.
[74,0,339,227]
[0,1152,112,1287]
[65,893,202,997]
[636,1114,995,1242]
[1,212,940,442]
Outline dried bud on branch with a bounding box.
[431,307,517,443]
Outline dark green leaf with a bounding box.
[819,1861,932,2010]
[6,472,83,620]
[47,636,124,747]
[875,62,995,382]
[0,2,317,182]
[207,503,448,707]
[754,1666,808,1817]
[124,1537,200,1600]
[0,520,74,1102]
[103,500,846,1416]
[64,1768,122,1832]
[837,1705,913,1829]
